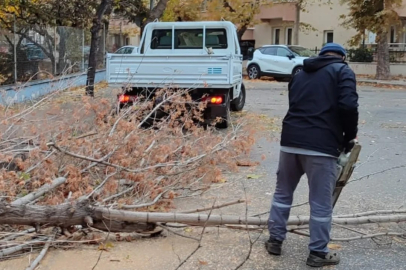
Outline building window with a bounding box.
[390,26,396,44]
[273,28,280,45]
[324,31,334,44]
[286,28,293,45]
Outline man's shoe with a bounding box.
[306,251,340,267]
[265,237,282,255]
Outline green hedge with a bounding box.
[347,48,374,62]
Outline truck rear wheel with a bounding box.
[231,83,246,112]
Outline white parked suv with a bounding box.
[246,45,316,81]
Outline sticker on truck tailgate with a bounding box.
[208,68,222,74]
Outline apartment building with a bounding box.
[242,1,406,50]
[107,16,141,52]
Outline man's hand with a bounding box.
[344,138,357,154]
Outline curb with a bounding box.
[357,79,406,88]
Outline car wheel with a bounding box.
[248,64,261,80]
[292,66,303,76]
[231,83,246,112]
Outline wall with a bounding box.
[254,21,294,48]
[299,2,357,49]
[0,70,106,105]
[349,63,406,76]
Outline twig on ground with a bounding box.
[234,181,264,270]
[290,230,406,242]
[333,209,406,218]
[174,198,217,270]
[348,164,406,184]
[157,224,199,241]
[121,190,169,209]
[0,237,48,259]
[181,199,246,214]
[25,230,56,270]
[251,201,309,217]
[0,229,36,241]
[91,215,112,270]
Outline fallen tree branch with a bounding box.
[25,232,56,270]
[0,237,48,259]
[251,201,308,217]
[174,199,217,270]
[334,210,406,219]
[181,199,246,214]
[290,229,406,242]
[11,177,66,206]
[157,224,199,241]
[348,164,406,184]
[0,228,36,242]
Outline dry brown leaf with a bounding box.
[198,260,208,265]
[236,160,259,167]
[327,243,342,250]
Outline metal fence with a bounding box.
[0,20,113,86]
[310,46,406,63]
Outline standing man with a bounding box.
[265,43,359,267]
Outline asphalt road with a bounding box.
[230,80,406,270]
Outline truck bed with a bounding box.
[106,54,242,89]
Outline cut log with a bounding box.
[0,200,155,233]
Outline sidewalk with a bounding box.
[242,68,406,88]
[356,78,406,88]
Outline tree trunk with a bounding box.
[85,0,113,97]
[237,25,248,42]
[141,0,170,34]
[375,30,390,80]
[293,2,301,45]
[56,27,67,75]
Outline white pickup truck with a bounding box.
[106,21,246,128]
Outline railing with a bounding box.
[310,44,406,63]
[0,17,124,87]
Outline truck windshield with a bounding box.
[151,28,228,49]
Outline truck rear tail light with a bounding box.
[210,96,223,104]
[202,95,224,104]
[118,94,137,103]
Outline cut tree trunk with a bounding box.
[0,200,155,233]
[375,30,390,80]
[85,0,113,97]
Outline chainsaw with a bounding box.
[332,139,362,208]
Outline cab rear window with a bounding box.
[151,28,228,49]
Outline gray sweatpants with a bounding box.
[268,151,337,253]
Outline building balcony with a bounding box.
[256,2,296,22]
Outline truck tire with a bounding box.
[231,83,246,112]
[216,94,230,129]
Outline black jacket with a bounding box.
[280,55,359,157]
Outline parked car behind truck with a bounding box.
[246,45,316,81]
[106,21,246,128]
